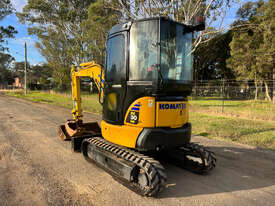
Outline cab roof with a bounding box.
[108,17,191,37]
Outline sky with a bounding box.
[1,0,255,65]
[1,0,45,65]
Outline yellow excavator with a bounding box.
[58,17,216,196]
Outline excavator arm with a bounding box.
[71,61,104,122]
[58,61,104,139]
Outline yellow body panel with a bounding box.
[101,120,143,148]
[156,101,188,128]
[124,97,155,127]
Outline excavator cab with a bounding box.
[104,18,195,123]
[102,17,204,150]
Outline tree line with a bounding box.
[194,0,274,101]
[0,0,274,102]
[0,0,16,86]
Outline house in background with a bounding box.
[13,77,22,88]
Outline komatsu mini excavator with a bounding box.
[58,17,216,196]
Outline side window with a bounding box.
[106,35,125,83]
[129,20,158,81]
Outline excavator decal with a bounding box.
[126,103,141,124]
[131,103,141,111]
[128,111,139,124]
[159,103,186,110]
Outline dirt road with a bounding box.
[0,94,274,206]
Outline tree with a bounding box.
[193,31,235,97]
[273,68,275,104]
[0,0,12,18]
[255,0,275,103]
[27,63,53,89]
[84,0,120,64]
[0,0,17,52]
[17,0,95,90]
[31,63,52,80]
[17,0,121,90]
[227,0,273,101]
[0,0,17,86]
[0,52,14,85]
[11,61,53,90]
[227,27,262,100]
[194,31,234,81]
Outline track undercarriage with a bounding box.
[58,122,216,197]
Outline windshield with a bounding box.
[160,20,193,81]
[129,20,158,81]
[129,19,193,83]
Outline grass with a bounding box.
[4,90,275,150]
[189,97,275,122]
[5,90,102,114]
[190,112,275,150]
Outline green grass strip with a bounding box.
[5,91,275,150]
[190,112,275,150]
[189,98,275,122]
[5,91,102,114]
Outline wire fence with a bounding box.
[192,79,274,100]
[2,79,274,103]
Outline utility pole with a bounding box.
[24,42,27,95]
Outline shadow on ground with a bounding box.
[157,145,275,198]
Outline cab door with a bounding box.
[103,33,127,125]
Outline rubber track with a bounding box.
[179,142,217,174]
[83,137,167,196]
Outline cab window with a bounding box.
[106,35,125,83]
[129,20,158,81]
